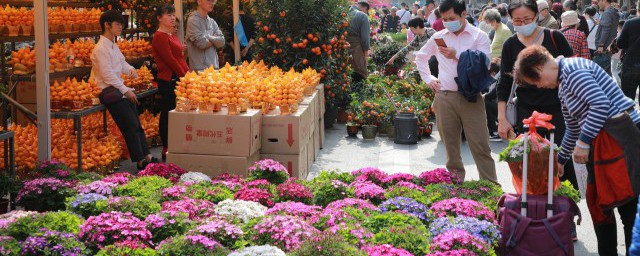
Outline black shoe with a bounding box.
[489,133,502,142]
[137,160,149,170]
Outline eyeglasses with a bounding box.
[512,17,535,25]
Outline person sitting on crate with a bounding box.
[514,44,640,256]
[91,10,158,172]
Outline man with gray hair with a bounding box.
[537,0,560,29]
[483,9,512,59]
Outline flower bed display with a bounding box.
[0,162,509,255]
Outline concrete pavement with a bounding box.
[310,123,629,256]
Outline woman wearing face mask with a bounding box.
[495,0,579,240]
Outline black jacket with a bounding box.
[456,50,492,102]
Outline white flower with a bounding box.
[214,199,267,223]
[179,172,212,184]
[228,245,286,256]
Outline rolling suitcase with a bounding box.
[498,128,581,256]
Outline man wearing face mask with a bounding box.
[415,0,498,184]
[536,0,560,29]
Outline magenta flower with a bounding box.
[162,185,187,199]
[388,173,417,184]
[246,179,272,189]
[78,212,152,250]
[429,198,496,223]
[102,173,134,185]
[212,173,245,190]
[419,168,461,185]
[276,180,313,203]
[184,235,224,250]
[139,163,187,183]
[325,198,378,212]
[16,178,73,202]
[252,215,320,252]
[352,167,391,185]
[266,202,322,224]
[161,199,216,221]
[425,249,478,256]
[234,187,274,207]
[430,230,491,255]
[194,218,244,247]
[395,181,426,192]
[361,244,415,256]
[249,159,288,173]
[351,181,386,205]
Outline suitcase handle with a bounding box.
[521,125,556,218]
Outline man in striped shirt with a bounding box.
[515,45,640,255]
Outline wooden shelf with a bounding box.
[49,88,157,118]
[0,28,148,43]
[9,57,150,82]
[0,1,98,8]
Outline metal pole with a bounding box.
[175,0,184,44]
[34,0,51,161]
[233,0,240,64]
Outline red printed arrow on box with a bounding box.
[287,161,293,176]
[286,124,294,147]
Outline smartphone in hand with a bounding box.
[435,38,447,48]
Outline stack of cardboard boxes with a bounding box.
[167,85,325,179]
[14,82,38,125]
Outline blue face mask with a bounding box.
[514,21,537,36]
[443,19,462,33]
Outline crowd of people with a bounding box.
[349,0,640,255]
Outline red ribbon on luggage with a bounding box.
[520,111,555,152]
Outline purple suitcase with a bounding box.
[498,129,581,256]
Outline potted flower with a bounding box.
[346,120,359,137]
[358,101,380,140]
[16,178,74,212]
[0,173,17,214]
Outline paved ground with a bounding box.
[309,123,629,256]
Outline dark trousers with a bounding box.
[158,79,177,147]
[621,72,640,104]
[517,104,579,191]
[484,81,498,135]
[593,197,638,256]
[106,99,150,163]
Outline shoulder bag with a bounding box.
[99,86,124,106]
[506,80,518,126]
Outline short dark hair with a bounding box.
[562,0,577,10]
[508,0,539,17]
[497,5,508,16]
[100,10,126,32]
[357,1,370,11]
[401,2,408,7]
[408,17,425,28]
[439,0,467,16]
[155,4,175,20]
[584,6,597,16]
[434,8,441,18]
[514,45,552,82]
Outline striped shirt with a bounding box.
[557,57,640,164]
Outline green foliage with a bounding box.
[308,170,355,185]
[74,172,104,183]
[156,236,230,256]
[314,207,374,231]
[0,236,21,256]
[370,38,405,75]
[252,0,352,108]
[147,212,192,245]
[0,172,18,197]
[113,176,172,200]
[311,179,354,207]
[2,211,84,241]
[247,170,289,186]
[290,232,366,256]
[554,180,581,203]
[389,32,408,43]
[99,197,161,220]
[384,186,430,205]
[457,180,504,212]
[96,245,159,256]
[186,183,235,204]
[423,183,457,206]
[66,194,108,219]
[371,225,430,256]
[363,212,425,234]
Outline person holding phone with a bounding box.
[415,0,498,185]
[91,10,157,171]
[386,18,436,65]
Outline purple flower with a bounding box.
[418,168,461,186]
[16,178,73,202]
[75,181,118,196]
[429,198,496,223]
[21,230,85,255]
[361,244,415,256]
[379,197,430,222]
[430,216,501,245]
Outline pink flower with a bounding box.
[361,244,415,256]
[139,163,187,183]
[78,212,152,249]
[276,181,313,203]
[162,185,186,199]
[395,181,426,192]
[249,159,288,173]
[429,198,496,223]
[161,199,216,221]
[234,188,274,207]
[16,178,72,202]
[388,173,417,184]
[102,173,134,185]
[430,230,490,255]
[352,167,391,185]
[266,202,322,224]
[252,215,320,252]
[419,168,461,186]
[350,181,385,204]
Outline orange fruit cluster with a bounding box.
[48,7,101,28]
[117,39,152,60]
[175,61,321,111]
[0,5,32,26]
[9,47,35,75]
[71,38,95,67]
[49,40,73,72]
[140,110,160,138]
[123,66,153,91]
[50,77,95,104]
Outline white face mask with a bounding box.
[514,20,538,36]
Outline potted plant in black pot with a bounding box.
[0,172,18,214]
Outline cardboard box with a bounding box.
[313,128,320,158]
[13,103,37,126]
[261,145,309,179]
[168,109,261,157]
[301,90,319,123]
[319,118,325,149]
[167,152,259,178]
[306,139,315,169]
[261,105,313,155]
[16,82,36,104]
[316,84,325,119]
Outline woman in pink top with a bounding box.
[431,9,445,31]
